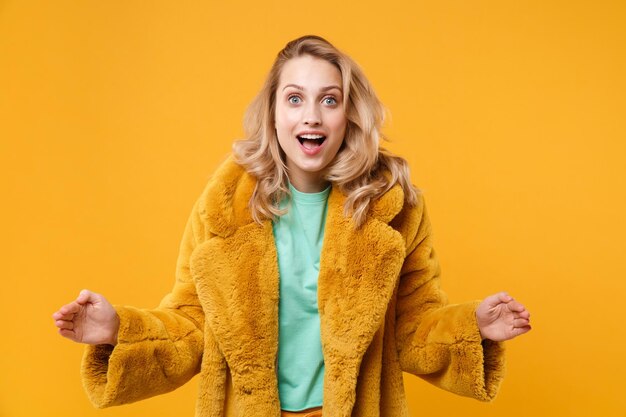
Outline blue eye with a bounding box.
[324,97,337,105]
[288,96,301,104]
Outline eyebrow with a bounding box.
[282,84,342,93]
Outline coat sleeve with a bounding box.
[393,193,506,402]
[80,198,211,408]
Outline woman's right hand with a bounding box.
[52,289,120,346]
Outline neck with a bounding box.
[289,172,329,193]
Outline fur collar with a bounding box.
[198,156,406,237]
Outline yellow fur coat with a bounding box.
[81,156,505,416]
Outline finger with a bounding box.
[484,292,512,308]
[58,328,78,340]
[497,291,513,303]
[52,311,75,321]
[515,310,530,320]
[513,325,531,337]
[513,318,530,328]
[76,289,96,305]
[55,319,74,330]
[57,301,82,316]
[507,300,526,313]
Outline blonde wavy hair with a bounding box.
[233,35,418,228]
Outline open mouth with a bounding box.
[297,135,326,150]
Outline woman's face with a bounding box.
[274,54,347,192]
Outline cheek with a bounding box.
[275,111,296,147]
[275,105,299,128]
[328,114,347,137]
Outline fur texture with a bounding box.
[81,156,505,416]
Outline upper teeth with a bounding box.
[299,134,325,139]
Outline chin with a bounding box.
[295,165,326,175]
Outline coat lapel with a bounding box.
[193,220,281,415]
[190,159,407,416]
[317,186,406,416]
[191,162,282,415]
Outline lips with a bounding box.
[297,135,326,148]
[295,133,327,155]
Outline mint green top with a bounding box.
[272,183,330,411]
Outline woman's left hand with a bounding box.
[476,292,531,341]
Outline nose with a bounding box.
[303,102,321,126]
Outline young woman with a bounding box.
[53,35,531,417]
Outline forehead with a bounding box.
[278,55,342,89]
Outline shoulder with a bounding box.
[388,189,431,252]
[195,155,257,237]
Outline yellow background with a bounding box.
[1,0,625,416]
